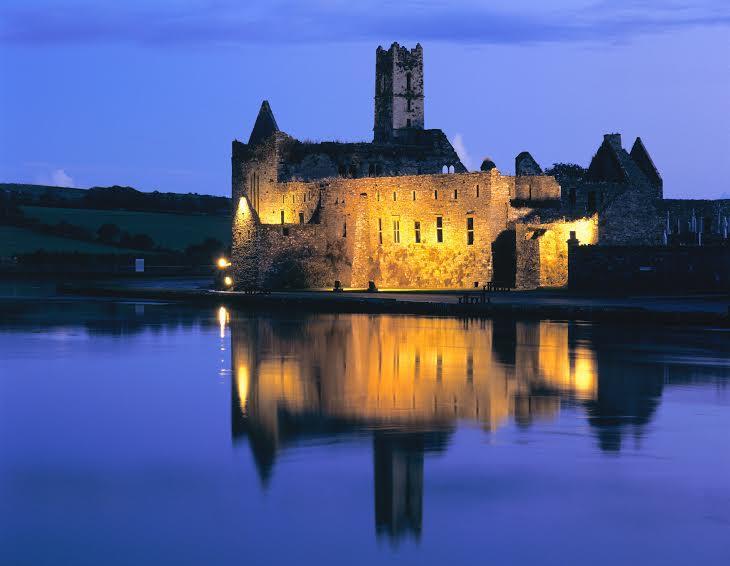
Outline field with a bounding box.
[0,226,140,256]
[20,206,230,251]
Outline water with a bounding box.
[1,301,729,565]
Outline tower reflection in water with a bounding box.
[228,313,666,543]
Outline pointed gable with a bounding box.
[248,100,279,146]
[630,137,662,190]
[586,136,629,183]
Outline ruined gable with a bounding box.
[630,137,662,193]
[515,152,543,176]
[248,100,279,146]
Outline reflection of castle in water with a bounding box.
[228,313,727,542]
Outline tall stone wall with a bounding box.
[232,169,558,289]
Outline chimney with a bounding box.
[603,133,622,149]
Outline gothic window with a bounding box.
[299,212,304,224]
[393,219,401,243]
[414,221,421,243]
[436,216,443,243]
[467,217,474,245]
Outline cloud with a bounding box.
[451,133,472,171]
[34,168,76,187]
[51,169,75,187]
[1,1,728,47]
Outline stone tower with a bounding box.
[374,43,424,143]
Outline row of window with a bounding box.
[375,185,481,202]
[378,216,475,245]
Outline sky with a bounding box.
[1,0,729,198]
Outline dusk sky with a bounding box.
[1,0,729,198]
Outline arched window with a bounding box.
[442,165,448,174]
[448,165,455,174]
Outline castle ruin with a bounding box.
[231,43,729,291]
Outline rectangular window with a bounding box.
[342,222,347,238]
[467,217,474,245]
[454,189,458,200]
[476,185,480,198]
[414,221,421,243]
[407,98,412,111]
[393,191,397,201]
[393,219,400,243]
[280,210,285,224]
[587,191,597,213]
[434,190,438,200]
[376,191,380,201]
[436,216,443,243]
[299,212,304,224]
[406,118,411,127]
[412,190,416,201]
[378,218,383,245]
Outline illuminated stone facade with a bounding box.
[231,43,728,290]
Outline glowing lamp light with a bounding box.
[217,257,231,269]
[223,276,234,287]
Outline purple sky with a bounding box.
[1,0,729,198]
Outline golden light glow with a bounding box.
[217,257,231,269]
[223,276,233,287]
[229,318,600,439]
[218,306,230,338]
[236,364,250,414]
[238,196,249,214]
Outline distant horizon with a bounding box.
[1,1,729,199]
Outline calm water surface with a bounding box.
[1,301,729,565]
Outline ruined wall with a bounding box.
[232,169,554,289]
[514,176,561,202]
[516,217,598,289]
[276,130,465,182]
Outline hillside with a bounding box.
[0,226,141,256]
[20,206,230,252]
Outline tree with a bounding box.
[97,223,121,243]
[544,163,586,185]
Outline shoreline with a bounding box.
[55,283,730,327]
